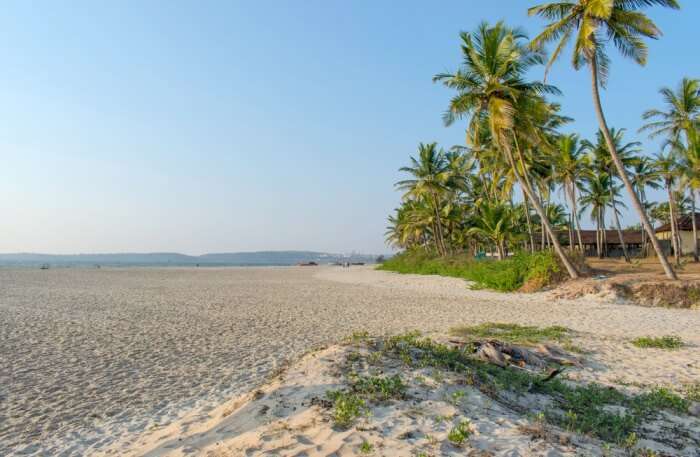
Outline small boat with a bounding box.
[40,264,50,270]
[297,261,318,266]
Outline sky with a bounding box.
[0,1,698,255]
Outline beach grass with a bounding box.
[380,331,689,445]
[631,335,684,349]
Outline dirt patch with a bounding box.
[551,277,700,309]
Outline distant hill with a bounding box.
[0,251,382,267]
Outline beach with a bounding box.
[1,266,699,456]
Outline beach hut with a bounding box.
[655,213,700,255]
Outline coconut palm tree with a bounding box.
[529,0,680,279]
[631,156,662,254]
[434,21,579,278]
[552,133,589,251]
[395,143,451,256]
[676,129,700,261]
[654,151,683,264]
[640,77,700,145]
[468,202,518,260]
[580,174,613,258]
[583,128,640,262]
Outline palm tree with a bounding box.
[580,174,612,258]
[677,129,700,261]
[468,203,518,260]
[552,133,589,251]
[529,0,680,279]
[654,151,682,265]
[583,128,640,262]
[640,77,700,145]
[434,21,579,278]
[632,157,662,255]
[395,143,451,256]
[642,77,700,262]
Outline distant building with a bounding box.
[557,230,644,258]
[655,213,700,254]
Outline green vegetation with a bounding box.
[350,374,406,401]
[325,390,367,428]
[447,420,472,446]
[378,250,568,292]
[326,374,406,428]
[685,383,700,402]
[450,322,570,345]
[359,441,373,454]
[381,332,689,445]
[631,335,684,350]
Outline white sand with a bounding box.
[1,266,699,456]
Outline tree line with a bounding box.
[386,0,698,281]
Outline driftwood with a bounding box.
[449,339,582,381]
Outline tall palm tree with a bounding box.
[434,21,579,278]
[529,0,680,279]
[395,143,451,256]
[580,174,613,258]
[640,77,700,145]
[677,129,700,261]
[642,77,700,262]
[552,133,589,251]
[583,128,640,262]
[654,151,682,265]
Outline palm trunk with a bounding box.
[608,169,630,262]
[667,182,681,266]
[523,195,535,253]
[508,139,579,279]
[596,210,602,258]
[693,190,699,262]
[639,188,648,257]
[601,213,607,258]
[431,193,447,257]
[589,55,677,279]
[572,185,584,252]
[611,201,630,262]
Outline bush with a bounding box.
[377,250,569,292]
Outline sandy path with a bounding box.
[1,266,698,456]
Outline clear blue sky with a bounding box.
[1,1,697,255]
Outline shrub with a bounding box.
[377,250,569,292]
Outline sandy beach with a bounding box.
[2,265,700,456]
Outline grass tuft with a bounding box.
[447,420,472,446]
[631,335,684,350]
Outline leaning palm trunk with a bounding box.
[508,140,579,279]
[589,55,677,279]
[693,191,699,262]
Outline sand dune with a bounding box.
[1,266,699,456]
